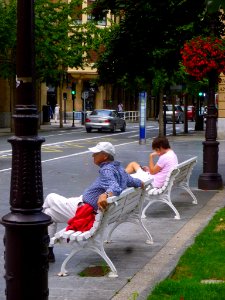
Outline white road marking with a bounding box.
[0,140,139,172]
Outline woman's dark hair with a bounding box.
[152,137,170,150]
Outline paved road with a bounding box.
[0,121,224,299]
[0,121,195,170]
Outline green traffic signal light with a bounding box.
[199,92,203,96]
[71,82,76,95]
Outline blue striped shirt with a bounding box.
[83,161,142,211]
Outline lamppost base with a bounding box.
[198,172,223,190]
[1,212,51,300]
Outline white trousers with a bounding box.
[131,168,154,182]
[54,113,59,122]
[43,193,82,240]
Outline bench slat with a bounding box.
[69,231,82,241]
[55,228,67,239]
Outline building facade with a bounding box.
[218,74,225,139]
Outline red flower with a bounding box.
[181,36,225,80]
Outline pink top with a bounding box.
[153,150,178,188]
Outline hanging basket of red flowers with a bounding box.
[181,36,225,80]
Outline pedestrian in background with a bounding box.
[54,104,60,123]
[118,103,123,112]
[49,105,53,119]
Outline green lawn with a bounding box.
[147,208,225,300]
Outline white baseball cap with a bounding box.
[89,142,115,156]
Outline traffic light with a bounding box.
[63,92,67,100]
[199,92,203,96]
[71,82,76,100]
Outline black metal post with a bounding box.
[0,1,51,299]
[72,96,75,127]
[198,70,223,189]
[183,94,188,134]
[63,93,67,124]
[163,101,166,136]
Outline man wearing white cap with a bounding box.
[43,142,143,262]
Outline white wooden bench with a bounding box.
[50,179,153,278]
[141,156,198,220]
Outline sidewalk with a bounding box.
[0,119,83,136]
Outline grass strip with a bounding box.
[148,208,225,300]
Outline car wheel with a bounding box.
[111,125,116,133]
[121,123,126,132]
[86,128,92,133]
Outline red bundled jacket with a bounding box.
[66,203,95,232]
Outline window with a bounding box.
[70,3,82,24]
[87,0,107,26]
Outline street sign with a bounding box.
[139,91,147,145]
[82,91,89,100]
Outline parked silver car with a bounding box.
[85,109,126,133]
[165,104,184,123]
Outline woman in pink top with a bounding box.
[125,137,178,188]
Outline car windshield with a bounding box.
[166,105,173,111]
[90,110,112,117]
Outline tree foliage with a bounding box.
[92,0,225,90]
[206,0,225,13]
[0,0,105,85]
[0,0,16,78]
[35,0,104,85]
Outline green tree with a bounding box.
[35,0,102,85]
[92,0,225,90]
[0,0,16,78]
[206,0,225,12]
[0,0,104,85]
[90,0,225,137]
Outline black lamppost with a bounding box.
[0,1,51,299]
[198,70,223,189]
[63,92,67,124]
[163,100,167,136]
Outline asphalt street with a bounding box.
[0,121,224,299]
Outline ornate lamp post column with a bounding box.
[181,36,224,190]
[0,1,51,299]
[198,70,223,189]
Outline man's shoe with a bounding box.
[48,247,55,263]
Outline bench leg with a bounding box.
[58,242,118,278]
[138,217,153,244]
[141,201,152,219]
[88,243,118,278]
[58,248,81,277]
[106,218,153,245]
[176,184,198,204]
[105,221,123,243]
[142,198,181,220]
